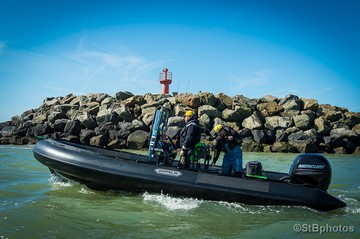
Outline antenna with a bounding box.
[185,80,190,95]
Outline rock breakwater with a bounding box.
[0,92,359,154]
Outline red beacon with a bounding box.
[159,68,172,94]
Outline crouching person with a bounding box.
[212,124,243,176]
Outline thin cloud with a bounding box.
[64,37,172,85]
[231,69,275,90]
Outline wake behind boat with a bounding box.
[33,107,346,212]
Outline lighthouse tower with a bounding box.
[159,68,172,94]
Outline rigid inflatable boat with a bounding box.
[33,107,346,212]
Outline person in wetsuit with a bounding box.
[178,110,201,168]
[212,124,243,176]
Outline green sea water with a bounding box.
[0,145,359,239]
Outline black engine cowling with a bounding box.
[289,154,332,191]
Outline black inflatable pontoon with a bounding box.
[33,107,346,212]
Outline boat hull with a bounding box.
[33,139,346,211]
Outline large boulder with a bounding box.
[242,112,263,130]
[132,119,148,132]
[199,114,211,130]
[233,95,258,111]
[301,98,319,111]
[216,93,233,109]
[222,109,241,122]
[32,123,52,137]
[173,104,187,116]
[198,105,222,119]
[127,130,148,149]
[79,129,96,145]
[317,104,344,122]
[293,114,311,130]
[117,122,134,139]
[53,119,69,132]
[96,110,121,126]
[175,93,201,108]
[81,102,100,115]
[344,112,360,128]
[64,120,84,135]
[257,101,283,117]
[122,95,146,108]
[252,129,268,144]
[264,116,291,130]
[113,105,135,122]
[198,92,217,106]
[271,142,297,153]
[314,117,331,135]
[115,91,134,102]
[279,94,301,111]
[89,134,109,147]
[168,116,185,128]
[0,125,16,137]
[76,113,97,129]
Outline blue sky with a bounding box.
[1,0,359,122]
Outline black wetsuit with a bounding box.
[179,114,201,168]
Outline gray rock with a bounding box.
[53,119,69,132]
[242,112,263,130]
[199,113,211,130]
[79,129,96,145]
[127,130,148,149]
[317,104,344,122]
[289,140,319,153]
[222,109,241,122]
[275,129,287,142]
[0,126,16,137]
[198,92,217,106]
[115,91,134,101]
[168,116,185,127]
[114,105,135,122]
[279,94,301,111]
[33,123,52,137]
[265,116,291,130]
[166,126,180,140]
[257,101,283,117]
[174,104,187,116]
[32,114,47,124]
[123,95,146,108]
[198,105,222,119]
[107,139,127,149]
[90,134,109,148]
[117,122,133,139]
[216,93,233,109]
[271,142,296,153]
[314,117,331,135]
[64,120,83,135]
[132,119,148,131]
[300,98,319,111]
[251,129,268,144]
[76,114,97,129]
[175,93,201,108]
[259,95,278,103]
[293,114,311,130]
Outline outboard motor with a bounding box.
[289,154,332,191]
